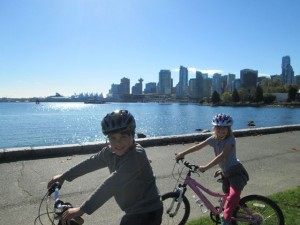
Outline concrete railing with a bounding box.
[1,124,300,161]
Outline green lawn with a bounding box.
[186,186,300,225]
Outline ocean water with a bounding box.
[1,102,300,148]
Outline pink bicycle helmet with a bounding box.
[212,113,233,127]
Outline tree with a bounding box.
[261,77,285,93]
[222,92,232,103]
[211,91,221,104]
[263,94,276,104]
[238,88,249,102]
[254,85,264,102]
[286,85,299,102]
[232,88,240,102]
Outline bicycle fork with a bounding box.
[166,186,186,217]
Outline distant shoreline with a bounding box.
[1,98,300,108]
[203,102,300,108]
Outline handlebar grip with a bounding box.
[48,182,62,196]
[70,217,84,225]
[58,217,84,225]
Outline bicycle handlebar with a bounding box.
[47,182,83,225]
[48,182,62,197]
[177,159,199,173]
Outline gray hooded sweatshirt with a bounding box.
[62,142,162,215]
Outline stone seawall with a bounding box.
[1,124,300,161]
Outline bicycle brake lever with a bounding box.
[194,166,200,174]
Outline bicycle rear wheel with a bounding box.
[161,192,190,225]
[232,195,284,225]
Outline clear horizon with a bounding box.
[1,0,299,98]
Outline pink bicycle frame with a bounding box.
[183,175,227,215]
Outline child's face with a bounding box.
[108,132,133,156]
[214,126,229,140]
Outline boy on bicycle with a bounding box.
[176,113,249,225]
[47,109,163,225]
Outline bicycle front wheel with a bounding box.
[161,192,190,225]
[232,195,284,225]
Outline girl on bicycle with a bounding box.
[48,110,163,225]
[175,113,249,225]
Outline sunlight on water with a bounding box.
[40,102,92,111]
[0,102,300,148]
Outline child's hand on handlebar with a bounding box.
[175,152,185,161]
[198,166,206,173]
[61,207,84,225]
[47,174,65,189]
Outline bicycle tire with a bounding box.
[161,192,190,225]
[232,194,284,225]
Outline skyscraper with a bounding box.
[226,73,236,92]
[144,82,157,94]
[212,73,222,95]
[240,69,258,88]
[281,56,294,84]
[176,66,188,97]
[195,71,205,99]
[120,77,130,94]
[158,70,172,95]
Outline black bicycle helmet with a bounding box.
[212,113,233,127]
[101,110,136,135]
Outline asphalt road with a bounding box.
[1,131,299,225]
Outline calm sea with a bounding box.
[1,102,300,149]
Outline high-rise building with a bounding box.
[281,56,294,84]
[233,79,241,90]
[202,73,209,79]
[176,66,189,97]
[158,70,172,95]
[294,75,300,85]
[189,78,197,98]
[109,83,120,99]
[202,78,212,98]
[221,75,228,94]
[144,82,157,94]
[132,78,143,94]
[120,77,130,94]
[212,73,222,95]
[240,69,258,88]
[195,71,205,99]
[226,74,236,92]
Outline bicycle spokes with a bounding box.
[233,195,284,225]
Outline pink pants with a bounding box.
[223,186,241,221]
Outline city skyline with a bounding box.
[1,0,300,98]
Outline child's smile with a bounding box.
[215,126,229,140]
[108,133,133,156]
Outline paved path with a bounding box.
[1,131,299,224]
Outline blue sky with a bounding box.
[1,0,299,98]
